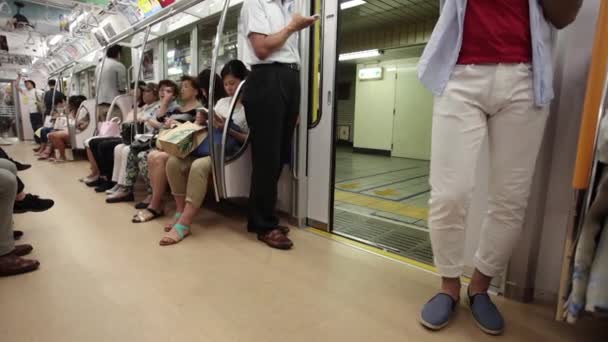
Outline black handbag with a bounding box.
[121,122,145,145]
[131,133,154,153]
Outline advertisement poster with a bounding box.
[138,0,163,18]
[143,49,154,80]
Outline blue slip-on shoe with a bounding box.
[468,292,505,335]
[419,293,458,331]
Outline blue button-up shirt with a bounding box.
[418,0,555,107]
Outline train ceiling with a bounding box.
[340,0,440,33]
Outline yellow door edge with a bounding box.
[305,227,472,284]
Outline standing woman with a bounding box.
[14,75,44,148]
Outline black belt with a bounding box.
[252,62,300,72]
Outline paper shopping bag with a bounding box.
[158,122,207,158]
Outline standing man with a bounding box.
[95,45,127,122]
[239,0,317,250]
[418,0,582,335]
[43,79,65,118]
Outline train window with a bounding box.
[198,18,238,73]
[165,32,192,81]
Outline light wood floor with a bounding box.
[0,142,604,342]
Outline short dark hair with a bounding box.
[197,69,226,105]
[130,81,146,90]
[106,45,121,59]
[54,93,67,106]
[221,60,249,82]
[180,75,201,99]
[158,79,178,96]
[48,79,56,87]
[68,95,87,113]
[144,82,159,95]
[25,80,36,88]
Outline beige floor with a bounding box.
[0,142,605,342]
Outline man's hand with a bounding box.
[287,14,318,33]
[249,13,318,60]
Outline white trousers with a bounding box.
[429,64,549,278]
[112,144,131,185]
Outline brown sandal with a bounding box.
[257,229,293,250]
[0,254,39,277]
[159,223,190,246]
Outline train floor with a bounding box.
[0,142,604,342]
[334,146,432,264]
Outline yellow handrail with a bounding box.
[573,1,608,189]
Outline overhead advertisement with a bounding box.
[138,0,163,17]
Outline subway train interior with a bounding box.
[0,0,606,340]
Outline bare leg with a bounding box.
[86,147,99,178]
[469,269,492,295]
[174,195,186,213]
[49,132,68,160]
[147,151,169,212]
[441,277,462,301]
[177,202,200,227]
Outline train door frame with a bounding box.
[306,0,338,231]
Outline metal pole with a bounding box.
[133,27,152,124]
[219,80,246,196]
[208,0,232,201]
[94,48,108,131]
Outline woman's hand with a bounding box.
[213,114,225,130]
[195,111,207,125]
[164,118,176,128]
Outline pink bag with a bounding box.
[98,117,121,137]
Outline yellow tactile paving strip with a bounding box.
[335,190,428,221]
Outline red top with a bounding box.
[457,0,532,65]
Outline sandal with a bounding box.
[132,208,164,223]
[165,213,182,232]
[135,195,153,210]
[0,254,39,277]
[135,202,150,210]
[160,223,190,246]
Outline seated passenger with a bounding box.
[118,80,179,211]
[87,82,146,192]
[0,159,39,277]
[132,75,206,223]
[163,60,249,246]
[0,148,54,214]
[46,95,87,162]
[36,94,67,159]
[0,147,30,171]
[106,83,161,203]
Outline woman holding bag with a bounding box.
[132,76,204,223]
[162,60,249,246]
[86,82,146,193]
[105,83,161,203]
